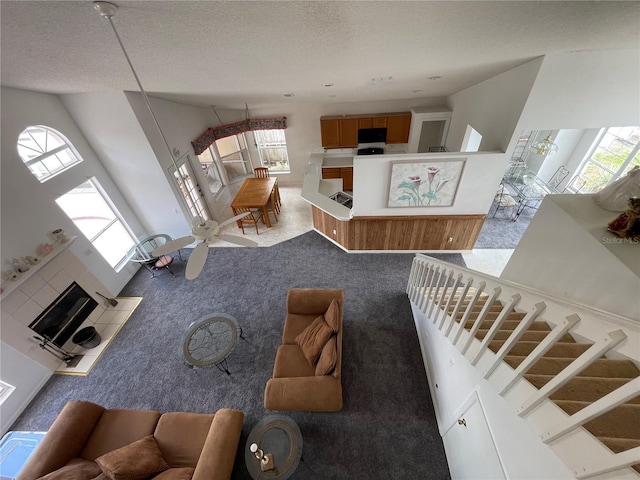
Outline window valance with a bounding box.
[192,117,287,155]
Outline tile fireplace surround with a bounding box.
[1,244,124,373]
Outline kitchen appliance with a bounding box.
[357,147,384,155]
[358,127,387,144]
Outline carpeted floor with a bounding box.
[12,231,465,479]
[474,202,535,249]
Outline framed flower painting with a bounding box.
[387,159,465,207]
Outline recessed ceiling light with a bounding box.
[283,93,295,97]
[323,83,334,87]
[428,76,442,80]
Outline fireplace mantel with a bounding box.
[1,237,77,300]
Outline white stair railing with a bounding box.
[407,254,640,480]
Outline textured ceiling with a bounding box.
[1,1,639,109]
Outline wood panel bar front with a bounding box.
[312,207,485,250]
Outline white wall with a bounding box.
[501,196,640,320]
[517,50,640,131]
[352,151,509,216]
[0,342,51,435]
[0,87,142,294]
[446,57,543,153]
[61,92,190,240]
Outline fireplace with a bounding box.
[29,282,98,348]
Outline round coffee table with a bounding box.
[183,313,243,375]
[245,415,303,480]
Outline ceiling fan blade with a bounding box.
[217,234,259,247]
[152,236,195,256]
[185,242,209,280]
[218,212,251,229]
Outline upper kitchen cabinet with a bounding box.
[358,116,388,129]
[321,112,411,148]
[386,113,412,144]
[321,118,358,148]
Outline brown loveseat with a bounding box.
[264,288,344,412]
[17,400,244,480]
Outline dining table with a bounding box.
[503,171,559,221]
[231,177,278,228]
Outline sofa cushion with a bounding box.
[95,435,169,480]
[272,345,316,378]
[36,458,102,480]
[153,412,215,467]
[315,335,337,376]
[80,409,161,461]
[324,299,340,332]
[282,313,319,344]
[152,467,195,479]
[295,315,333,366]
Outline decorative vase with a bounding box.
[39,243,54,256]
[50,228,69,243]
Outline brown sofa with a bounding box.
[17,400,244,480]
[264,288,344,412]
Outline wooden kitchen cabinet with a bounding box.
[321,112,411,147]
[386,113,412,144]
[322,167,353,191]
[358,116,388,129]
[321,118,358,148]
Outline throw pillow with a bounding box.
[95,435,169,480]
[324,299,340,333]
[315,335,337,375]
[36,458,102,480]
[295,315,333,366]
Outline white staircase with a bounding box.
[407,254,640,480]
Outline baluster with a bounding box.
[497,310,578,394]
[542,376,640,444]
[428,268,445,320]
[471,294,522,366]
[518,330,627,417]
[460,286,502,355]
[432,270,454,324]
[452,281,486,347]
[438,273,463,330]
[444,278,473,338]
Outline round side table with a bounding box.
[245,415,303,480]
[183,313,243,375]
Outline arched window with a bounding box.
[17,125,83,182]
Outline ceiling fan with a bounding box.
[152,214,257,280]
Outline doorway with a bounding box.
[169,154,211,221]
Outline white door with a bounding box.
[442,392,506,480]
[169,154,211,221]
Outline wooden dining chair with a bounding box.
[234,207,264,235]
[254,167,270,178]
[265,189,279,223]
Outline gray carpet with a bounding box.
[474,202,535,249]
[12,231,465,479]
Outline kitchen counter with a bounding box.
[322,156,353,168]
[301,173,352,221]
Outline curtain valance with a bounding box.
[191,117,287,155]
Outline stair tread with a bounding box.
[524,374,640,403]
[504,356,640,378]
